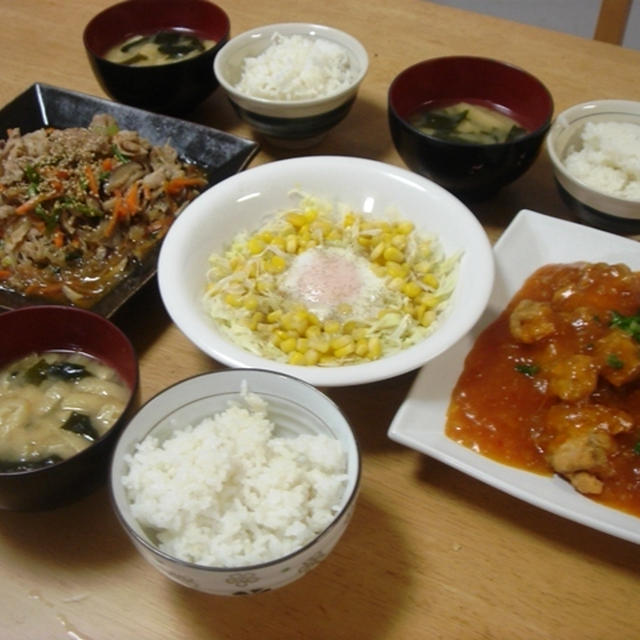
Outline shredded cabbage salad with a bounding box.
[203,193,461,366]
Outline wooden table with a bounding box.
[1,1,639,638]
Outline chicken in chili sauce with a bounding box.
[446,262,640,517]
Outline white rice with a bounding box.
[564,121,640,200]
[122,391,347,567]
[235,32,357,101]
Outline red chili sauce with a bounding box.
[446,262,640,517]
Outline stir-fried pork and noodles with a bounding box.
[0,114,206,307]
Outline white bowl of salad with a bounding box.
[158,156,494,387]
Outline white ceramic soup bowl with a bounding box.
[158,156,495,387]
[546,99,640,233]
[110,368,360,596]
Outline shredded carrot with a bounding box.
[0,269,11,281]
[124,182,140,215]
[53,230,65,248]
[105,190,125,238]
[15,196,41,215]
[101,157,114,171]
[84,165,99,196]
[56,169,70,179]
[15,186,63,215]
[164,176,207,196]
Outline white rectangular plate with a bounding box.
[388,209,640,544]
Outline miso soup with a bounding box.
[409,101,528,144]
[104,29,216,66]
[0,351,130,471]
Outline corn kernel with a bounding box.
[323,320,341,335]
[267,254,287,274]
[270,335,282,348]
[267,309,283,323]
[343,320,364,334]
[422,273,439,288]
[248,311,264,329]
[370,263,386,277]
[280,337,297,353]
[303,208,318,222]
[274,329,289,342]
[247,236,265,255]
[403,281,422,298]
[334,343,355,359]
[368,336,382,359]
[304,349,320,366]
[343,212,356,227]
[386,261,406,278]
[282,310,308,334]
[309,337,331,354]
[420,309,436,327]
[414,260,432,275]
[288,351,306,365]
[391,234,407,250]
[331,335,354,351]
[383,246,404,263]
[229,256,243,270]
[284,234,298,253]
[287,212,307,228]
[396,221,414,234]
[370,242,385,261]
[389,276,405,291]
[224,293,242,307]
[417,292,439,308]
[305,324,322,339]
[352,327,368,341]
[243,295,259,311]
[413,303,427,320]
[355,338,369,357]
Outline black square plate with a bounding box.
[0,82,258,317]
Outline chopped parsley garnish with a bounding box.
[606,353,624,370]
[111,144,128,163]
[24,164,41,185]
[24,164,42,197]
[634,441,640,456]
[515,363,540,377]
[34,203,60,232]
[610,310,640,342]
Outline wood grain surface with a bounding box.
[1,1,639,638]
